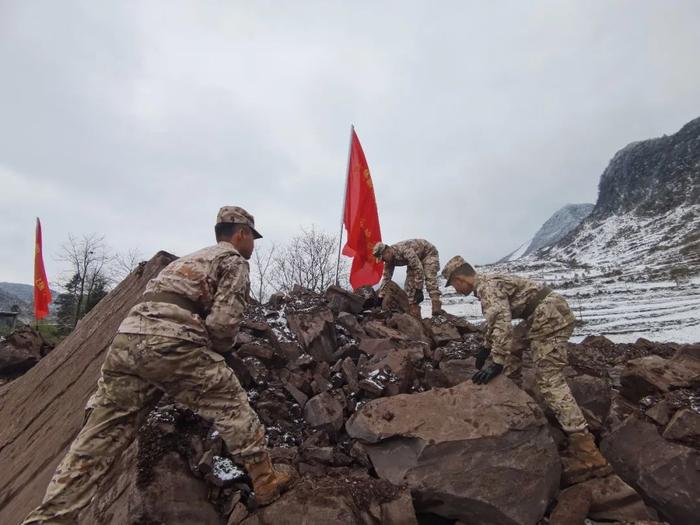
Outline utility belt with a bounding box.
[141,291,205,318]
[521,286,553,320]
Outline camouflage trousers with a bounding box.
[501,295,588,434]
[405,253,441,301]
[23,333,265,525]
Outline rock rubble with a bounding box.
[1,267,698,524]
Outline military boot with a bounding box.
[431,298,445,316]
[561,430,612,485]
[244,453,296,506]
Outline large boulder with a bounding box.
[601,415,700,525]
[346,377,560,525]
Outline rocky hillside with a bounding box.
[472,118,700,343]
[499,203,594,262]
[1,254,698,524]
[592,117,700,219]
[548,117,700,273]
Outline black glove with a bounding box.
[472,363,503,384]
[414,290,424,304]
[475,347,491,370]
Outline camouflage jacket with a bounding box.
[118,242,250,353]
[380,239,438,301]
[474,273,573,365]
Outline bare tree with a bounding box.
[113,248,144,282]
[249,243,276,303]
[271,226,348,294]
[57,234,113,328]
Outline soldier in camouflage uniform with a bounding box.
[373,239,444,318]
[23,207,294,525]
[441,256,611,485]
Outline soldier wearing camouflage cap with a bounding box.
[442,255,611,485]
[24,206,294,524]
[373,239,444,318]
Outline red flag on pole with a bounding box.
[34,218,51,320]
[341,128,384,288]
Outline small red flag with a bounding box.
[342,128,383,288]
[34,218,51,320]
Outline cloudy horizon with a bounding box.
[1,1,699,285]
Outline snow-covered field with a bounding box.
[427,264,700,344]
[435,202,699,344]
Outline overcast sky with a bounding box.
[1,1,699,285]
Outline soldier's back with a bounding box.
[118,242,244,343]
[393,239,437,260]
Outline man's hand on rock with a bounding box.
[472,363,503,384]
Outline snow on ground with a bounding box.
[547,204,699,273]
[425,268,700,344]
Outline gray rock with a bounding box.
[287,307,338,363]
[303,392,344,433]
[620,355,700,402]
[662,408,700,446]
[579,474,659,522]
[325,286,365,315]
[567,374,612,432]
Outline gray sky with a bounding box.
[1,1,699,285]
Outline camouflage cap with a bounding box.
[441,255,467,286]
[216,206,262,239]
[372,242,387,260]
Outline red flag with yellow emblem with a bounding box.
[341,128,383,288]
[34,218,52,320]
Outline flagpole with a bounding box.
[35,217,39,330]
[335,124,354,286]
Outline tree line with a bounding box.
[53,227,347,335]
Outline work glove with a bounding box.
[475,347,491,370]
[472,363,503,384]
[414,289,425,304]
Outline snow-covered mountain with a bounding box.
[441,117,700,343]
[499,203,593,262]
[546,117,700,274]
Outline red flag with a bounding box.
[34,218,51,320]
[342,128,383,288]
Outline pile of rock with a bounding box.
[84,284,696,525]
[2,273,698,524]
